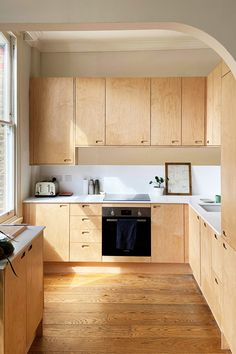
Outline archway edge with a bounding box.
[1,21,236,76]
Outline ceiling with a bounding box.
[25,29,211,53]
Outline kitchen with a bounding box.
[1,2,236,353]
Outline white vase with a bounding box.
[152,187,164,196]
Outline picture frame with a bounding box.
[165,162,192,195]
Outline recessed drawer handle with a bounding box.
[215,277,219,285]
[21,251,26,259]
[82,218,90,221]
[171,140,179,143]
[223,230,227,237]
[197,215,200,220]
[153,205,161,208]
[141,140,149,143]
[28,244,33,252]
[82,245,89,248]
[96,140,103,143]
[195,140,202,143]
[82,205,90,208]
[82,231,90,234]
[60,204,68,207]
[64,158,72,162]
[223,243,227,250]
[204,222,206,227]
[214,234,218,240]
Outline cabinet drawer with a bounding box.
[70,215,101,230]
[70,242,102,262]
[70,228,101,243]
[70,204,102,216]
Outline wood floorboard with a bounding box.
[29,273,230,354]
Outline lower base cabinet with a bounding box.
[1,233,43,354]
[189,207,201,284]
[222,240,236,354]
[151,204,185,263]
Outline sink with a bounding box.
[199,204,221,212]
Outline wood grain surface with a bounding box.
[29,273,230,354]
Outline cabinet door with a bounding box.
[221,72,236,250]
[182,77,206,145]
[106,78,150,145]
[30,77,74,164]
[151,204,184,263]
[212,232,223,282]
[189,207,201,285]
[200,221,212,304]
[24,203,70,261]
[75,78,105,146]
[206,64,221,145]
[26,235,44,348]
[4,251,27,354]
[151,78,181,145]
[222,240,236,354]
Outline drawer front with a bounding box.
[212,233,223,282]
[70,228,101,243]
[70,204,102,216]
[70,215,101,230]
[70,242,102,262]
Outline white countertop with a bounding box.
[23,195,221,235]
[0,226,45,270]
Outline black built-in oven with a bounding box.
[102,207,151,256]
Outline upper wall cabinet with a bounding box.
[206,64,221,146]
[182,77,206,146]
[75,78,105,146]
[30,78,74,165]
[151,78,182,145]
[106,78,150,145]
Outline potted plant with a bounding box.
[149,176,165,196]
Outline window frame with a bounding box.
[0,32,16,223]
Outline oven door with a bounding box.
[102,217,151,256]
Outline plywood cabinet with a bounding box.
[222,240,236,354]
[69,204,102,262]
[206,64,221,145]
[106,78,150,145]
[151,204,185,263]
[182,77,206,146]
[26,236,44,348]
[151,78,181,145]
[221,71,236,251]
[221,61,230,77]
[4,250,27,354]
[2,233,44,354]
[189,207,201,285]
[75,78,105,146]
[200,220,213,304]
[29,77,74,165]
[23,203,70,261]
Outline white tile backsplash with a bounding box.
[38,165,221,197]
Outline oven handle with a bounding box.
[105,219,147,222]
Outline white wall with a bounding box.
[39,165,221,197]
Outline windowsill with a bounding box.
[1,215,23,225]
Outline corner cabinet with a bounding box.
[182,77,206,146]
[106,78,150,145]
[29,77,75,165]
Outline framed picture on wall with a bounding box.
[165,162,192,195]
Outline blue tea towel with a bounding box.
[116,219,137,251]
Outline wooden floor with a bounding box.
[29,273,230,354]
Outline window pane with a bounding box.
[0,124,14,216]
[0,33,10,122]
